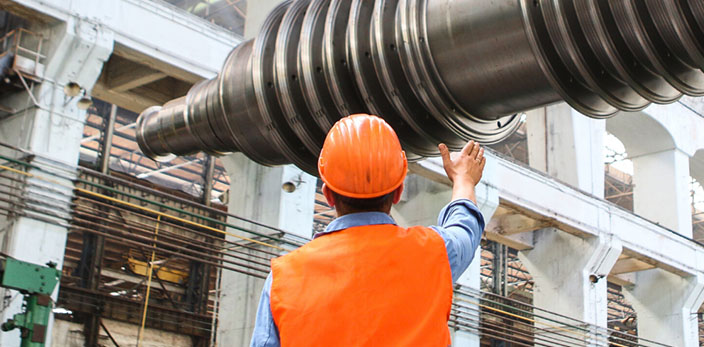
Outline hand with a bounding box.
[438,140,486,203]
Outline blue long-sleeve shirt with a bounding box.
[250,199,485,347]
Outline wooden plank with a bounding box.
[608,273,635,287]
[611,258,656,275]
[92,81,163,114]
[486,213,551,235]
[484,231,534,251]
[107,61,167,92]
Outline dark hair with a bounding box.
[330,190,395,212]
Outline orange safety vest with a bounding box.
[270,224,453,346]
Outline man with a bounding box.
[251,114,486,346]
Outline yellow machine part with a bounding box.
[127,257,187,284]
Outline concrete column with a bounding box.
[623,269,704,346]
[392,158,499,346]
[632,149,693,237]
[216,154,315,346]
[526,103,605,197]
[518,229,622,346]
[0,18,113,347]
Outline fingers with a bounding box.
[460,140,475,156]
[475,147,484,161]
[468,142,480,159]
[438,143,451,167]
[443,141,484,162]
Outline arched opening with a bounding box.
[606,111,691,235]
[605,111,676,160]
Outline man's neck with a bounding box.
[336,208,392,218]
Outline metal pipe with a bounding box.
[202,154,216,206]
[99,104,117,174]
[120,0,704,173]
[135,158,202,179]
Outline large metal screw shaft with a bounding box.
[137,0,704,174]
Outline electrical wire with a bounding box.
[0,150,305,249]
[456,287,670,347]
[0,160,289,252]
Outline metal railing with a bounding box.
[0,28,45,78]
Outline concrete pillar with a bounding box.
[0,18,113,347]
[392,158,499,346]
[518,229,622,346]
[632,149,693,237]
[526,103,605,197]
[623,269,704,346]
[216,154,316,346]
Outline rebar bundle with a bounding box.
[137,0,704,174]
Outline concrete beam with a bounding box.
[4,0,240,80]
[611,257,656,275]
[608,274,635,287]
[92,81,162,114]
[105,60,166,92]
[485,213,551,235]
[411,152,704,278]
[484,230,534,251]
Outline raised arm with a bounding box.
[433,140,487,282]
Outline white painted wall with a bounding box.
[519,230,621,344]
[10,0,239,79]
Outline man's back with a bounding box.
[250,114,488,347]
[270,224,453,346]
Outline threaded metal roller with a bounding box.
[136,0,704,175]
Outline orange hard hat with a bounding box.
[318,114,407,199]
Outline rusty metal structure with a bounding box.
[137,0,704,174]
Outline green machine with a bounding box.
[0,257,61,347]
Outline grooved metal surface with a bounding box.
[136,0,704,175]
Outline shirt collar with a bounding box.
[314,212,396,239]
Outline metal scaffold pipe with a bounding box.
[136,0,704,174]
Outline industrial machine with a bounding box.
[136,0,704,174]
[0,256,61,347]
